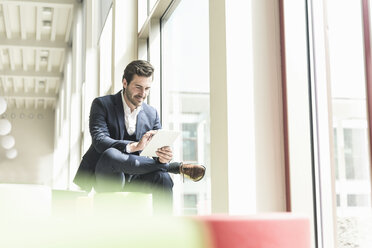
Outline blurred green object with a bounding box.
[0,184,51,218]
[1,216,208,248]
[1,187,208,248]
[93,192,153,216]
[52,189,87,217]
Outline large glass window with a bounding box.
[99,8,112,95]
[325,0,372,247]
[161,0,210,215]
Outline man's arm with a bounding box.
[126,130,157,153]
[127,109,162,153]
[156,146,173,163]
[152,110,173,163]
[89,98,129,153]
[153,110,162,130]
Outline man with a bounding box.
[73,60,205,210]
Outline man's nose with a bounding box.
[139,88,146,96]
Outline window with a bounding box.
[347,194,370,207]
[183,194,198,215]
[343,128,369,180]
[315,0,372,247]
[182,123,198,162]
[161,0,210,215]
[138,0,147,32]
[99,8,112,95]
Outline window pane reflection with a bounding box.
[326,0,372,247]
[343,128,369,180]
[99,8,112,95]
[161,0,210,215]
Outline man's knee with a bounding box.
[97,148,117,166]
[152,171,174,188]
[95,171,126,192]
[95,148,126,192]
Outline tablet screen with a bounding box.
[140,130,181,157]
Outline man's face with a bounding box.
[123,74,152,109]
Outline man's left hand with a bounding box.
[156,146,173,163]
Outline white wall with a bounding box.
[283,0,316,247]
[0,108,54,185]
[69,2,83,189]
[53,51,72,189]
[112,0,138,93]
[252,0,286,212]
[82,0,99,155]
[53,2,84,190]
[52,0,138,190]
[209,0,285,214]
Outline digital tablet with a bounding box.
[140,130,181,157]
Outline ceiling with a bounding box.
[0,0,75,110]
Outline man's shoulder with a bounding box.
[94,91,120,104]
[141,102,158,114]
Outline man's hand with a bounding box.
[156,146,173,163]
[127,130,157,153]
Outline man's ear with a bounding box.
[122,78,127,89]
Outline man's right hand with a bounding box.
[127,130,157,153]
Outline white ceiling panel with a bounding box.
[8,4,20,35]
[12,48,21,66]
[0,0,74,110]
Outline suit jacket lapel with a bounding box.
[136,110,145,141]
[114,91,125,139]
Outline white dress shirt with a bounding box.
[121,90,142,136]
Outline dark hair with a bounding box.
[122,60,154,84]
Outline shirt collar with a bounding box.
[121,90,142,114]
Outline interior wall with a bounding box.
[0,108,54,185]
[53,51,72,189]
[252,0,286,212]
[209,0,285,214]
[283,0,316,246]
[53,2,84,190]
[112,0,138,93]
[67,2,84,190]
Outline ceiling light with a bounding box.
[42,20,52,29]
[0,119,11,135]
[42,7,52,14]
[0,97,7,115]
[6,148,17,159]
[40,50,49,57]
[1,135,15,149]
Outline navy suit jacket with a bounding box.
[73,90,161,191]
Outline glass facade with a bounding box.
[99,8,112,95]
[161,0,211,215]
[325,0,372,246]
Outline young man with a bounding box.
[73,60,205,209]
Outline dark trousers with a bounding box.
[94,148,174,213]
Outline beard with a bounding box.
[124,88,144,108]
